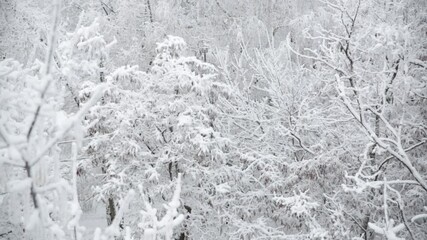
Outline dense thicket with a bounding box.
[1,0,426,239]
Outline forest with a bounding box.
[0,0,426,239]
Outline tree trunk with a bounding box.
[106,197,116,226]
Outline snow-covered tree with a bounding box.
[287,0,427,238]
[0,3,105,238]
[79,35,222,238]
[2,0,426,239]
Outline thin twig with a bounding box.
[375,139,427,174]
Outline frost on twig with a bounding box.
[368,221,405,240]
[367,179,409,240]
[411,207,427,223]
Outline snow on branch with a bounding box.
[139,173,184,240]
